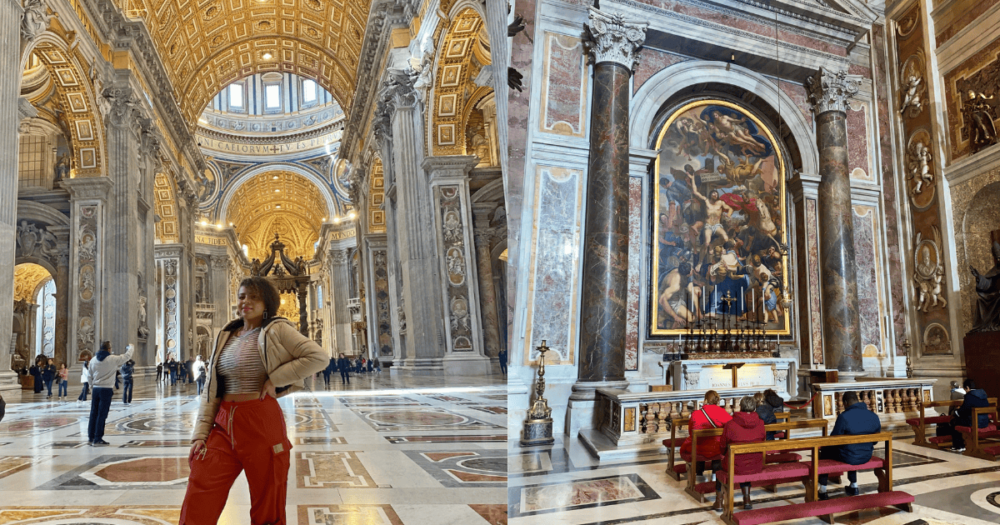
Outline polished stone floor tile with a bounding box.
[0,374,507,524]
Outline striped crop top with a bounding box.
[215,327,267,395]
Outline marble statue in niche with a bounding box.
[21,0,52,41]
[969,240,1000,332]
[964,90,998,154]
[913,227,946,312]
[54,152,70,182]
[906,140,933,195]
[652,100,788,334]
[138,296,149,339]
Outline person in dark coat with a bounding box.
[41,358,57,399]
[30,360,43,393]
[120,360,134,405]
[156,362,163,383]
[755,389,785,440]
[338,353,351,385]
[185,357,195,384]
[367,358,373,374]
[714,396,765,511]
[498,348,508,376]
[949,379,991,452]
[168,358,178,385]
[322,357,334,389]
[818,391,881,500]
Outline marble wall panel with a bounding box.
[539,32,588,138]
[435,185,476,353]
[935,0,1000,46]
[806,199,823,365]
[778,80,814,128]
[853,205,885,358]
[524,166,584,365]
[508,0,538,351]
[633,49,687,95]
[871,24,907,356]
[371,248,393,357]
[631,0,847,56]
[625,177,641,372]
[847,102,873,182]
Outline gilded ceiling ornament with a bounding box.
[584,7,648,72]
[807,67,862,115]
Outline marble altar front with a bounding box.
[666,358,794,397]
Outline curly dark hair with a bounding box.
[237,276,281,321]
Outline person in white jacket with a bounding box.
[191,355,206,396]
[87,341,134,445]
[77,359,91,403]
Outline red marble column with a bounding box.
[808,68,865,373]
[577,9,647,387]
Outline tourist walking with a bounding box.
[57,363,69,401]
[168,357,178,385]
[77,359,90,402]
[192,355,206,396]
[42,358,56,399]
[185,357,195,384]
[366,358,373,374]
[156,361,163,383]
[88,342,135,445]
[498,348,508,376]
[120,359,134,405]
[180,276,327,525]
[373,357,381,375]
[338,353,351,385]
[322,357,334,388]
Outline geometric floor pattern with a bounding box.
[0,372,507,524]
[509,433,1000,524]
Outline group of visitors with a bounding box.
[155,355,207,394]
[18,357,70,400]
[681,388,882,510]
[321,354,381,388]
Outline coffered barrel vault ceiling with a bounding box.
[226,170,329,261]
[138,0,371,128]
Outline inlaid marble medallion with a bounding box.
[405,450,506,487]
[38,455,190,490]
[355,407,501,432]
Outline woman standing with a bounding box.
[77,359,90,403]
[57,363,69,401]
[42,358,56,399]
[181,276,327,525]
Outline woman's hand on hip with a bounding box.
[189,439,206,463]
[260,379,276,400]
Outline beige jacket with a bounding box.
[192,317,328,442]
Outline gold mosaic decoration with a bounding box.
[154,173,181,243]
[24,40,104,176]
[226,170,328,260]
[368,158,385,233]
[136,0,370,128]
[14,263,53,302]
[432,8,489,156]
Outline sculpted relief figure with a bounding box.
[913,229,947,313]
[965,90,998,154]
[906,140,934,195]
[970,241,1000,332]
[21,0,52,41]
[899,71,925,119]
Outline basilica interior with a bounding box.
[507,0,1000,523]
[0,0,509,522]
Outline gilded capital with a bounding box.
[585,8,648,71]
[807,67,862,115]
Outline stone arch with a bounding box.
[17,201,69,226]
[630,61,817,176]
[217,162,340,224]
[428,6,489,156]
[20,32,107,177]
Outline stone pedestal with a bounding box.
[807,68,864,373]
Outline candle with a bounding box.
[740,287,744,313]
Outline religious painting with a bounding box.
[438,124,455,145]
[441,65,462,87]
[75,120,94,142]
[446,38,469,58]
[439,94,458,116]
[79,148,96,169]
[55,68,78,86]
[66,93,87,113]
[651,99,790,335]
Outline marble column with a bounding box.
[102,83,143,354]
[807,67,865,374]
[0,0,22,389]
[328,247,352,356]
[575,9,647,392]
[484,0,509,184]
[49,225,71,366]
[425,155,491,374]
[154,245,184,361]
[378,70,446,371]
[473,208,502,368]
[209,255,230,343]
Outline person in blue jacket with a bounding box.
[120,359,134,405]
[322,357,335,389]
[817,391,881,500]
[949,379,991,453]
[338,354,351,385]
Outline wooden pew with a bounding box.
[664,412,793,481]
[720,432,913,525]
[912,397,997,449]
[684,419,829,502]
[960,405,1000,461]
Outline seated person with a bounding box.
[755,389,786,440]
[949,379,991,453]
[818,391,881,500]
[681,390,733,478]
[714,396,765,511]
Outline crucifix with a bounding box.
[723,362,746,388]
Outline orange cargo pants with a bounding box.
[180,396,292,525]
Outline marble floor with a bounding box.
[508,434,1000,525]
[0,371,507,524]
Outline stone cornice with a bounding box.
[196,119,344,146]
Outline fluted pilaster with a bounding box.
[0,0,23,390]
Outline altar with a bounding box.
[666,358,794,398]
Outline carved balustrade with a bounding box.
[811,378,937,425]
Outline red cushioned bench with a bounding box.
[719,431,911,525]
[683,419,828,502]
[664,413,798,481]
[912,397,998,450]
[960,405,1000,461]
